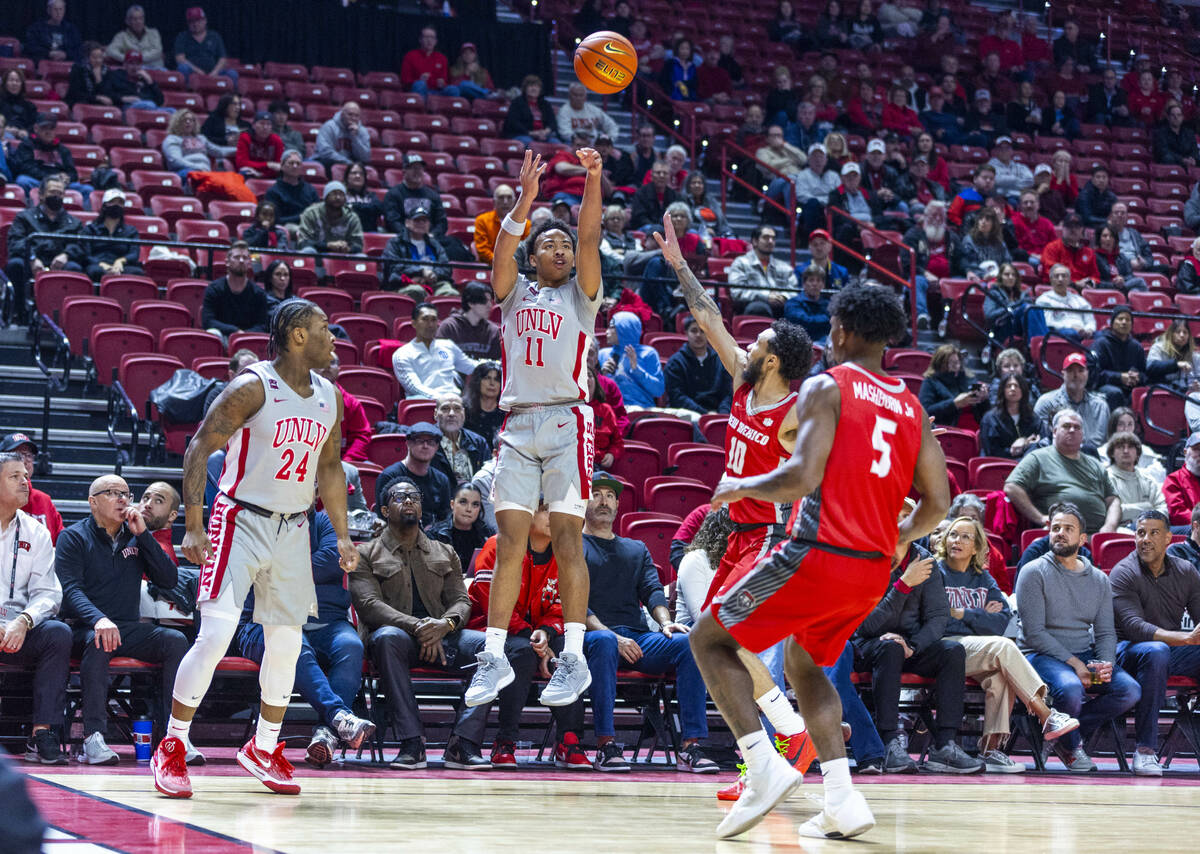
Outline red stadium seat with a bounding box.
[61,296,123,357]
[698,413,729,445]
[108,147,163,173]
[118,353,185,422]
[227,332,271,359]
[177,219,231,245]
[967,457,1017,492]
[91,124,142,151]
[208,201,257,232]
[666,443,726,489]
[297,287,355,317]
[882,348,933,374]
[609,441,664,498]
[191,356,229,380]
[98,276,158,317]
[33,270,93,320]
[159,328,224,363]
[1092,534,1135,571]
[396,399,437,426]
[623,517,683,583]
[936,427,978,464]
[325,258,381,302]
[629,416,696,450]
[165,280,209,318]
[367,433,408,467]
[642,476,710,515]
[330,312,389,349]
[130,171,186,202]
[131,300,194,337]
[339,365,400,414]
[149,196,206,229]
[361,292,416,331]
[90,324,156,385]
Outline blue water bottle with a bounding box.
[133,717,153,762]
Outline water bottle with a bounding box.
[133,717,153,762]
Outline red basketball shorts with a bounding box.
[702,523,786,612]
[712,538,891,666]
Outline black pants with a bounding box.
[368,626,536,746]
[854,636,966,748]
[0,619,71,727]
[5,257,83,321]
[85,262,144,281]
[72,621,189,737]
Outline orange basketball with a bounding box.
[574,31,637,95]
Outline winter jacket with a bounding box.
[11,136,78,183]
[467,536,566,637]
[664,344,733,414]
[960,235,1012,274]
[263,178,319,226]
[502,95,558,140]
[1153,124,1200,166]
[979,406,1041,458]
[296,202,363,253]
[314,111,371,166]
[1074,180,1117,228]
[71,219,140,268]
[6,206,82,266]
[381,232,450,284]
[918,370,987,427]
[1092,328,1147,388]
[598,311,665,407]
[854,551,949,657]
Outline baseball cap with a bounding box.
[974,88,992,101]
[591,471,624,495]
[101,188,126,205]
[808,142,827,155]
[461,42,477,51]
[866,138,886,153]
[913,154,929,164]
[1034,162,1052,175]
[809,228,832,243]
[595,133,613,144]
[406,421,443,439]
[322,180,346,199]
[253,110,272,122]
[125,50,143,64]
[403,153,425,167]
[1063,212,1085,228]
[841,162,861,175]
[1187,433,1200,449]
[408,201,431,218]
[1062,352,1087,370]
[33,113,57,128]
[0,432,37,454]
[994,135,1013,145]
[186,6,206,21]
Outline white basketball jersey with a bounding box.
[216,362,339,514]
[498,274,601,411]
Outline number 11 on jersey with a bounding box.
[524,336,545,367]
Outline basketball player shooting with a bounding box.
[654,213,820,798]
[150,299,358,799]
[464,148,603,710]
[694,284,950,840]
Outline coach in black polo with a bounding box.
[55,474,187,764]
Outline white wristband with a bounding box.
[500,214,526,236]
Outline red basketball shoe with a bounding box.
[150,736,192,799]
[776,731,817,775]
[237,739,300,795]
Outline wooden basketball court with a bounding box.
[24,755,1200,854]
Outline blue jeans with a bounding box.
[824,641,886,764]
[410,80,461,97]
[1026,649,1141,750]
[238,619,365,730]
[587,627,710,740]
[1116,640,1200,749]
[454,80,491,100]
[914,274,930,317]
[176,62,238,88]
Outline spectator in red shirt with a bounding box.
[1019,16,1052,73]
[975,52,1015,104]
[882,84,923,135]
[1013,189,1057,264]
[979,15,1024,72]
[233,110,282,178]
[400,26,458,96]
[914,131,950,191]
[1128,70,1167,126]
[586,368,624,470]
[696,45,733,103]
[1164,435,1200,526]
[317,353,372,463]
[1041,213,1100,285]
[1,433,62,542]
[844,79,883,136]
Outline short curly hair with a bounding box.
[767,320,813,380]
[523,217,576,259]
[829,283,907,345]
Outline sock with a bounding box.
[755,686,806,736]
[484,626,507,658]
[166,715,192,742]
[821,757,853,809]
[563,622,585,658]
[255,717,282,754]
[736,730,778,776]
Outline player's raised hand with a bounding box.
[181,525,212,566]
[337,536,359,574]
[576,146,602,175]
[652,211,685,267]
[710,475,746,510]
[518,149,546,198]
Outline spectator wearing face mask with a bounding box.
[71,188,143,281]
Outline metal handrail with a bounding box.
[824,205,918,343]
[629,79,697,163]
[1140,383,1200,444]
[28,312,70,477]
[106,379,139,474]
[718,140,797,267]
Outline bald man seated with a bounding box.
[54,475,188,765]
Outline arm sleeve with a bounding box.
[1094,576,1117,662]
[1109,563,1158,643]
[635,543,670,613]
[393,348,438,399]
[451,341,478,377]
[309,513,343,586]
[909,569,949,654]
[1015,564,1076,661]
[22,524,61,625]
[348,550,419,634]
[53,531,106,626]
[918,377,960,424]
[136,530,178,590]
[961,571,1013,635]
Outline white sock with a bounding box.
[484,627,507,658]
[736,730,778,776]
[755,686,806,736]
[563,622,586,658]
[166,715,192,742]
[821,757,853,809]
[254,717,282,754]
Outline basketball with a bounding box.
[573,30,637,95]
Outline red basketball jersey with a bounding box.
[787,363,923,557]
[725,382,797,525]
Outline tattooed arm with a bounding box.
[180,373,265,565]
[653,212,746,379]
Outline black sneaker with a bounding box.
[923,741,985,774]
[443,737,492,770]
[676,742,720,774]
[390,737,427,770]
[883,734,918,774]
[25,728,68,766]
[856,758,884,775]
[593,741,631,772]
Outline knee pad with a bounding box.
[259,624,303,707]
[172,609,239,708]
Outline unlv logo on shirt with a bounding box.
[514,307,564,340]
[271,417,329,451]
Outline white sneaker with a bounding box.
[982,748,1025,774]
[463,651,515,707]
[1042,709,1080,741]
[797,789,876,840]
[539,652,592,707]
[715,754,802,839]
[1132,749,1163,777]
[78,732,119,765]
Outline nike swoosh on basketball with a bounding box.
[602,41,629,56]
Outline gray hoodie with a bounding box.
[313,110,370,166]
[1015,551,1116,662]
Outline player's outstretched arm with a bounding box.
[180,374,265,565]
[711,373,839,508]
[895,407,951,561]
[492,149,545,302]
[318,394,358,573]
[654,211,745,378]
[574,147,604,299]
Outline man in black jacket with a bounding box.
[200,241,268,340]
[664,316,733,415]
[382,154,446,237]
[852,542,983,774]
[629,161,680,229]
[1075,165,1117,229]
[1153,103,1199,167]
[55,474,187,765]
[1085,68,1130,127]
[4,175,82,324]
[263,150,318,227]
[1093,305,1151,409]
[11,115,89,201]
[431,393,490,489]
[72,188,143,281]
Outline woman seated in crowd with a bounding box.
[961,208,1012,276]
[1094,224,1147,292]
[1039,90,1080,139]
[464,361,503,450]
[682,172,733,243]
[243,200,290,249]
[261,259,294,319]
[0,69,37,138]
[448,43,495,100]
[162,109,235,177]
[913,131,950,192]
[934,516,1079,773]
[343,162,382,232]
[919,343,989,428]
[501,75,557,144]
[429,484,493,574]
[822,131,852,168]
[659,38,699,101]
[675,508,735,626]
[979,372,1040,459]
[1104,430,1167,529]
[1005,80,1043,136]
[1097,406,1166,484]
[64,41,111,107]
[639,201,706,321]
[1176,235,1200,294]
[804,75,841,126]
[587,367,625,471]
[1148,318,1200,389]
[983,262,1032,347]
[201,93,247,147]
